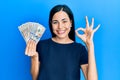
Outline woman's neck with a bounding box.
[52,36,74,44]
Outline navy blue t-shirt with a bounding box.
[36,38,88,80]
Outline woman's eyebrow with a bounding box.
[52,18,68,21]
[62,18,68,21]
[52,20,58,22]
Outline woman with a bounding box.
[25,4,100,80]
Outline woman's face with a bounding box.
[51,11,72,39]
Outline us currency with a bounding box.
[18,22,46,43]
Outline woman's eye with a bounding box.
[63,21,67,23]
[52,21,58,24]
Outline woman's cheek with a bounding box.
[65,22,72,28]
[66,25,71,28]
[52,25,57,30]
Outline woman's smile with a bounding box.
[57,29,66,34]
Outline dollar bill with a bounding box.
[18,22,46,43]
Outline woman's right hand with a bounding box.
[25,40,40,80]
[25,39,38,58]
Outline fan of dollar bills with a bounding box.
[18,22,46,43]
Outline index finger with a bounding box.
[85,16,89,28]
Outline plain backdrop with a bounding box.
[0,0,120,80]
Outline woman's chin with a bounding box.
[56,34,68,39]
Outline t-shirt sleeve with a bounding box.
[36,41,41,61]
[79,45,88,65]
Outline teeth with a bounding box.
[57,30,65,34]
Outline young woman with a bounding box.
[25,4,100,80]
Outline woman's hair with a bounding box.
[49,4,75,41]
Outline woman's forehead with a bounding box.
[52,11,70,20]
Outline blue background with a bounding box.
[0,0,120,80]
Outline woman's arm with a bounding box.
[86,41,97,80]
[81,42,97,80]
[31,54,40,80]
[76,16,100,80]
[25,40,40,80]
[81,43,97,80]
[81,64,88,80]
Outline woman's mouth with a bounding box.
[57,30,66,34]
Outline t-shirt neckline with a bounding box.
[50,38,75,45]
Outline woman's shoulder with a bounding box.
[37,38,51,46]
[40,38,51,43]
[73,41,87,50]
[73,41,85,47]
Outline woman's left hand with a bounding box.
[75,16,100,46]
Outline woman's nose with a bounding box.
[58,22,63,29]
